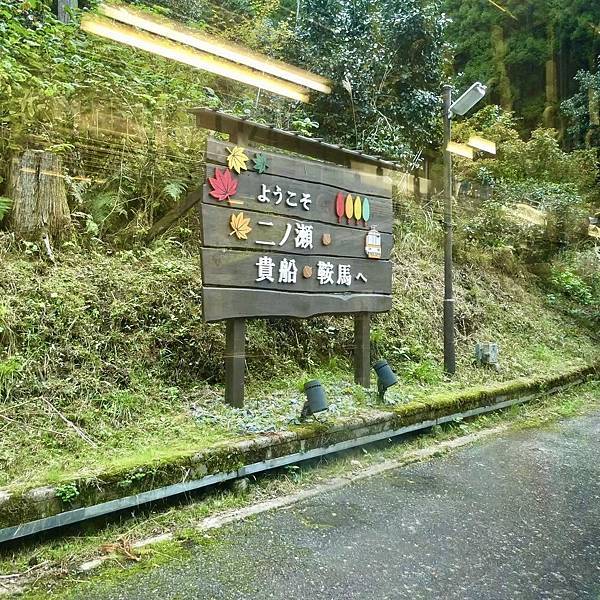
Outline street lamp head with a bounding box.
[449,82,487,118]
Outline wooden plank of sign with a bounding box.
[201,248,391,294]
[203,167,393,234]
[206,139,392,199]
[202,288,392,322]
[200,203,393,260]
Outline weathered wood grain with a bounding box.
[200,203,393,260]
[354,313,371,388]
[202,288,392,322]
[201,248,392,294]
[206,138,392,199]
[146,189,202,242]
[225,318,245,407]
[203,166,393,234]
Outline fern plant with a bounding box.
[0,197,12,222]
[162,180,187,202]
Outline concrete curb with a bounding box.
[1,362,598,541]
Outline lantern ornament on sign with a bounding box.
[365,227,382,259]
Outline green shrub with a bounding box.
[550,269,594,305]
[0,197,11,222]
[55,483,79,504]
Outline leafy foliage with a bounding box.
[453,106,598,191]
[0,0,215,239]
[286,0,448,163]
[0,197,12,222]
[451,107,598,259]
[546,249,600,326]
[55,482,80,504]
[562,57,600,153]
[551,269,595,305]
[444,0,600,131]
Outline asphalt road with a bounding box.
[75,410,600,600]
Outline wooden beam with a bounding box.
[57,0,77,23]
[201,248,392,295]
[202,165,393,233]
[193,109,401,173]
[200,203,394,259]
[224,126,249,407]
[146,189,202,242]
[208,139,392,198]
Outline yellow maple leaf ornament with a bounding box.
[226,146,249,174]
[229,212,252,240]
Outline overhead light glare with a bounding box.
[446,141,474,160]
[98,3,332,94]
[468,135,496,155]
[81,16,310,103]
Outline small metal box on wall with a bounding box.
[475,342,499,368]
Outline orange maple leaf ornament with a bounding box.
[208,168,238,201]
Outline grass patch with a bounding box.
[0,212,598,495]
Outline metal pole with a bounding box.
[442,85,455,374]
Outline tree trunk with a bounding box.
[543,26,558,129]
[585,87,599,149]
[8,150,71,243]
[491,25,512,111]
[56,0,77,23]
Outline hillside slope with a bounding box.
[0,199,598,492]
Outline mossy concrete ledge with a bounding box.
[1,362,598,541]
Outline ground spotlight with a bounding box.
[373,359,398,401]
[301,380,328,419]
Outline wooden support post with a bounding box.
[225,318,246,407]
[354,312,371,388]
[223,126,249,407]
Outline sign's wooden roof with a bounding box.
[191,107,405,173]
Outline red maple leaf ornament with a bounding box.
[208,168,238,201]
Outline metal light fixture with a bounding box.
[81,16,311,102]
[373,359,398,401]
[98,3,332,95]
[442,82,487,375]
[301,380,328,419]
[448,82,487,117]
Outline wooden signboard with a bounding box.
[200,138,394,405]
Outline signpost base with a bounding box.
[225,318,246,407]
[354,312,371,388]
